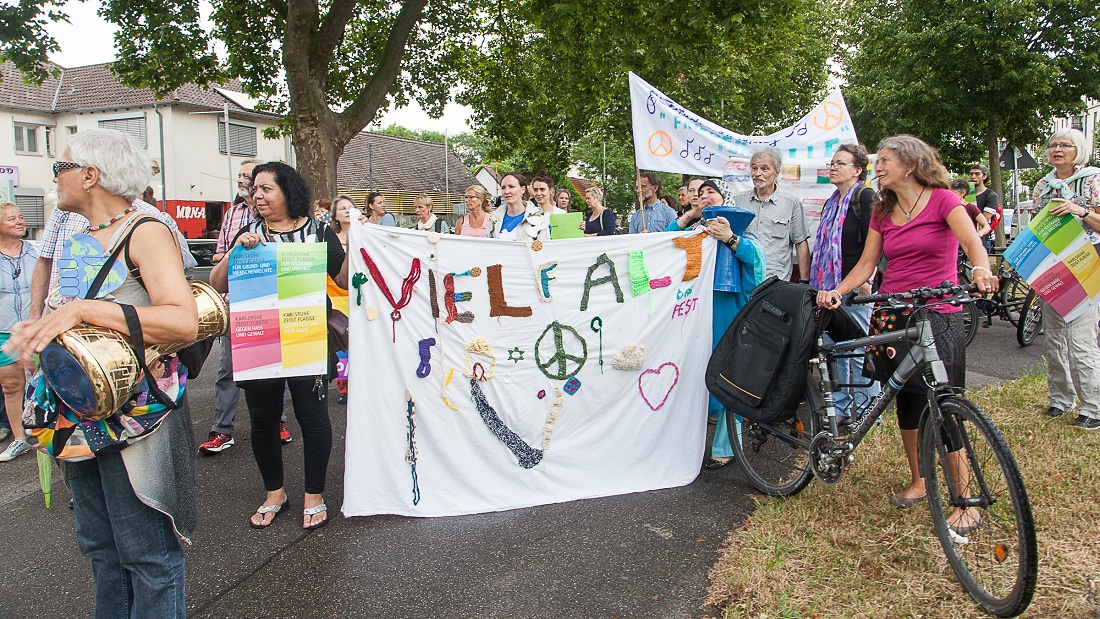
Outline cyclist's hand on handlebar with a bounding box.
[816,289,842,310]
[973,269,999,296]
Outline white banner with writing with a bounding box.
[629,72,860,227]
[343,223,716,517]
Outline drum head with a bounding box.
[41,343,100,417]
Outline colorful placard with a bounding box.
[228,243,328,380]
[1004,201,1100,321]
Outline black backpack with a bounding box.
[705,277,817,423]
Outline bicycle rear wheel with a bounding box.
[962,301,980,348]
[1015,290,1043,347]
[728,392,816,497]
[1002,275,1031,327]
[919,397,1037,617]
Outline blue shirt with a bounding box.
[501,211,524,233]
[0,240,39,332]
[629,200,677,233]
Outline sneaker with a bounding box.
[198,432,234,454]
[1070,415,1100,430]
[279,421,292,445]
[0,440,31,462]
[1043,406,1065,418]
[0,427,10,442]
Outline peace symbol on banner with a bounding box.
[813,101,844,131]
[648,131,673,158]
[534,321,588,380]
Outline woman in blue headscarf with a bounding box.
[666,179,767,468]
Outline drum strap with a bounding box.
[118,303,181,411]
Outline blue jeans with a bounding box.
[825,302,880,418]
[67,451,187,619]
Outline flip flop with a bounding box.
[303,502,328,530]
[249,498,289,529]
[890,493,927,509]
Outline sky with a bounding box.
[44,1,474,135]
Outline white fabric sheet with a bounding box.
[342,222,717,517]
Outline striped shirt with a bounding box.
[217,200,255,256]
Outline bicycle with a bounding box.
[728,283,1037,617]
[957,250,1043,347]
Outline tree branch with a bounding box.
[308,0,358,79]
[339,0,429,140]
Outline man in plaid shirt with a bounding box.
[201,159,294,454]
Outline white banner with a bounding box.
[629,72,860,225]
[343,223,716,517]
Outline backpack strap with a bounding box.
[434,218,443,233]
[85,216,160,300]
[119,303,181,410]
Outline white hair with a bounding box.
[751,146,783,171]
[1049,128,1091,167]
[67,129,152,200]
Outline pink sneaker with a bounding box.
[279,421,293,445]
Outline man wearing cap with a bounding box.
[969,164,999,251]
[732,147,811,281]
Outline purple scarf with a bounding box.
[811,182,862,290]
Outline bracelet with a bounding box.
[972,266,992,276]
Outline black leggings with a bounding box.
[242,376,332,494]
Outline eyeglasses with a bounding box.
[825,161,856,169]
[463,195,480,200]
[1048,142,1076,150]
[52,161,83,177]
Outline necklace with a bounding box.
[85,206,136,232]
[900,186,927,222]
[263,217,304,236]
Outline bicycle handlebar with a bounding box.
[849,282,980,309]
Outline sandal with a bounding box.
[948,510,983,535]
[249,497,289,529]
[303,502,328,530]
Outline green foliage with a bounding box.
[843,0,1100,174]
[460,0,836,188]
[0,0,65,83]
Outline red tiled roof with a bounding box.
[1,60,255,113]
[570,177,598,193]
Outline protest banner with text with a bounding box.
[343,223,716,517]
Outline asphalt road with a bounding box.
[0,317,1044,619]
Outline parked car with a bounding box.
[187,238,217,283]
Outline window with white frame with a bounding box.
[45,127,55,156]
[98,116,147,149]
[218,119,258,156]
[13,124,39,154]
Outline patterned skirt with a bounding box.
[865,307,966,394]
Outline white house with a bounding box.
[0,61,292,237]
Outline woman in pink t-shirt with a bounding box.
[816,135,997,532]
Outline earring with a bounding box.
[83,185,90,193]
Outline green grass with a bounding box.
[706,370,1100,618]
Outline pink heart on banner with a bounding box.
[638,362,680,411]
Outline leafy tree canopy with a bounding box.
[459,0,836,196]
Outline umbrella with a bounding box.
[37,450,52,508]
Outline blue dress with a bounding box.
[666,221,767,458]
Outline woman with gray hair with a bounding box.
[581,187,615,236]
[6,128,199,617]
[1032,128,1100,430]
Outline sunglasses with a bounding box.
[52,161,83,177]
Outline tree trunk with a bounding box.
[290,112,344,201]
[985,116,1006,248]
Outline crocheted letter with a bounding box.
[487,265,533,318]
[444,273,475,323]
[672,234,707,281]
[580,253,624,311]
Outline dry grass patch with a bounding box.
[706,371,1100,618]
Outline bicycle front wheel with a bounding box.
[1015,290,1043,347]
[728,394,816,497]
[919,396,1037,617]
